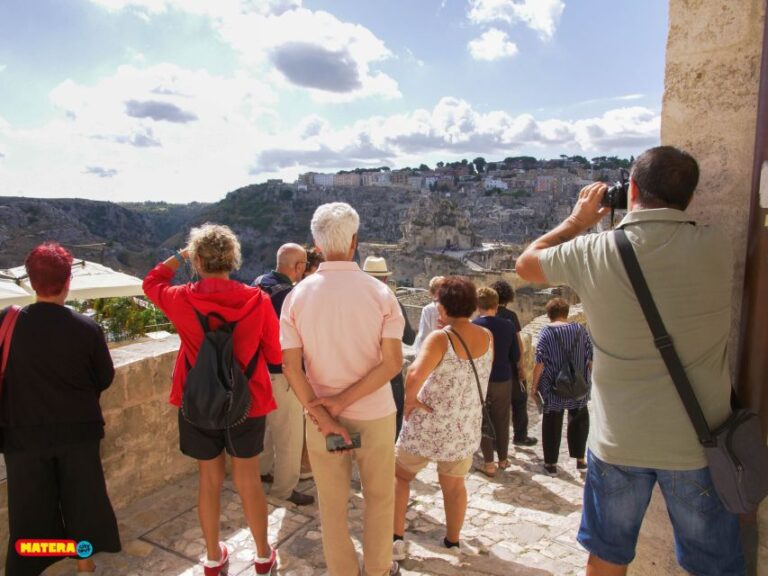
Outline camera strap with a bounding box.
[613,229,714,446]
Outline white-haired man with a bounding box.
[253,243,314,506]
[281,203,404,576]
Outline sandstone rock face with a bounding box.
[401,195,479,251]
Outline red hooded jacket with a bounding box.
[143,263,281,417]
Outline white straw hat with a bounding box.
[362,256,390,277]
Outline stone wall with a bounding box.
[99,337,197,510]
[0,336,195,573]
[663,1,767,573]
[662,0,766,372]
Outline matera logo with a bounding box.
[15,539,93,558]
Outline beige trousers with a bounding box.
[307,413,396,576]
[259,373,304,499]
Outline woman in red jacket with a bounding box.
[144,223,281,576]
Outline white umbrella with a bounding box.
[0,259,144,305]
[0,274,35,306]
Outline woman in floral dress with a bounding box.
[392,276,493,559]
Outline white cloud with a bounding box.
[575,94,645,107]
[87,0,399,102]
[87,0,299,18]
[0,64,279,201]
[468,28,519,61]
[251,98,660,176]
[0,64,6,73]
[403,48,425,67]
[84,166,118,178]
[0,63,657,201]
[219,8,399,102]
[468,0,565,40]
[298,115,330,138]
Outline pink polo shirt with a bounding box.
[280,260,405,420]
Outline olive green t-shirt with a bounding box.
[539,208,732,470]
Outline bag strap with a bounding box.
[243,344,262,380]
[0,305,22,393]
[614,229,714,446]
[444,327,486,403]
[551,325,579,369]
[194,310,231,333]
[192,307,261,380]
[551,325,571,354]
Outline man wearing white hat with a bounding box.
[362,256,415,438]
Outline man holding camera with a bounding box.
[516,146,744,576]
[281,202,404,576]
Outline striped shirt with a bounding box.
[535,322,593,412]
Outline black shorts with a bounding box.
[4,441,121,576]
[178,410,266,460]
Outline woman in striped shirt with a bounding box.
[530,298,592,476]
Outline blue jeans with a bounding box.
[578,450,745,575]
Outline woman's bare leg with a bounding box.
[231,455,271,558]
[198,454,226,561]
[394,465,415,537]
[438,474,467,543]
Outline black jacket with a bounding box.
[0,303,115,451]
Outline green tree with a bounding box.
[473,157,487,173]
[92,297,173,341]
[504,156,538,170]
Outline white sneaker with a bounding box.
[392,539,406,561]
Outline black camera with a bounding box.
[325,432,361,452]
[600,169,629,210]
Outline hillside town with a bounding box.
[293,155,627,245]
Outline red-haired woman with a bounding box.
[0,243,120,576]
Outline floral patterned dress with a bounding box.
[397,328,493,462]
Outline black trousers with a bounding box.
[542,406,589,464]
[511,376,530,441]
[5,441,121,576]
[481,379,513,463]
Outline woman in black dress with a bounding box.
[0,243,120,576]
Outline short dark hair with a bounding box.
[305,246,324,274]
[437,276,477,318]
[631,146,699,210]
[545,297,569,321]
[25,243,73,297]
[490,280,514,306]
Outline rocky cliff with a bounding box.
[0,182,537,283]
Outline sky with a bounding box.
[0,0,668,203]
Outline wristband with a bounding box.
[173,250,185,265]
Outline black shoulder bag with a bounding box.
[551,326,589,400]
[445,327,496,442]
[615,228,768,514]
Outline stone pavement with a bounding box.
[42,407,590,576]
